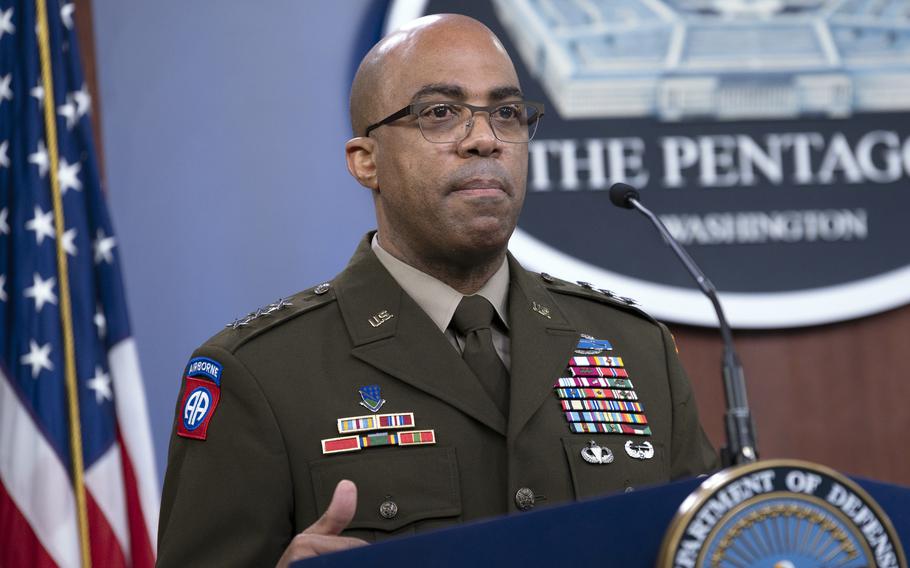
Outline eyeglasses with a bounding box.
[364,101,544,143]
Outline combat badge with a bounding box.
[358,384,386,412]
[575,334,613,355]
[177,357,224,440]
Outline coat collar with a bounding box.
[332,233,580,438]
[333,233,507,434]
[504,255,579,438]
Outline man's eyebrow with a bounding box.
[489,86,523,101]
[410,84,467,103]
[408,84,524,103]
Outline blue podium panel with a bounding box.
[298,477,910,567]
[866,477,910,547]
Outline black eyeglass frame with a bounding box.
[363,100,545,143]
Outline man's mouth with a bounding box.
[453,178,507,196]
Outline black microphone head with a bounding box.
[609,183,639,209]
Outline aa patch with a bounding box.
[177,377,221,440]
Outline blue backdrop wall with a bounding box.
[91,1,379,483]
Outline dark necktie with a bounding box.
[451,295,510,417]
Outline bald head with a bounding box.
[343,13,530,287]
[349,14,517,137]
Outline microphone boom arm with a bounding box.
[626,195,758,466]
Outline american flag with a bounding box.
[0,1,158,566]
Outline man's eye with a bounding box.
[493,105,521,121]
[420,104,459,120]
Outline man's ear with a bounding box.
[345,137,379,190]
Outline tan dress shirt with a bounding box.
[371,234,511,370]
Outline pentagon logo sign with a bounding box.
[657,459,907,568]
[383,0,910,328]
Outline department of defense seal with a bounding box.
[657,459,907,568]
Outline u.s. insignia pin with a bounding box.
[581,440,614,464]
[368,310,394,328]
[358,384,386,413]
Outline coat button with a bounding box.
[379,496,398,519]
[576,281,593,289]
[540,272,555,283]
[314,282,331,295]
[514,487,536,511]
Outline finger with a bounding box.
[303,479,358,536]
[275,535,368,567]
[298,534,369,557]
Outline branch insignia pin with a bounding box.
[531,301,551,318]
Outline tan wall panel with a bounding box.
[672,303,910,485]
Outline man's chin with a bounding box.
[450,224,514,257]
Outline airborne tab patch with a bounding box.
[185,357,223,386]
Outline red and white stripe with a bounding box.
[0,338,158,567]
[109,339,158,565]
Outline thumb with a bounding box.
[303,480,358,536]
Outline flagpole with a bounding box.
[34,1,93,566]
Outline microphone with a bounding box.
[608,182,639,209]
[609,182,758,467]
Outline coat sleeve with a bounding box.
[659,324,722,478]
[157,345,294,567]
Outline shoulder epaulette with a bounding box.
[206,280,337,352]
[536,272,658,325]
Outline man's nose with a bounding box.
[457,113,500,157]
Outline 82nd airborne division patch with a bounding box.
[177,357,224,440]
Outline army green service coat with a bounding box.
[158,234,718,566]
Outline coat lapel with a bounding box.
[333,236,507,435]
[506,257,579,439]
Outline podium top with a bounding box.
[298,475,910,568]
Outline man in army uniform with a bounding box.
[158,13,718,567]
